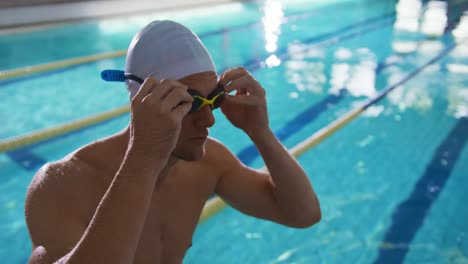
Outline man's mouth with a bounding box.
[192,136,208,140]
[191,130,209,141]
[192,133,208,141]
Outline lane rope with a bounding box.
[0,106,129,152]
[0,50,126,80]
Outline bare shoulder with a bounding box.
[27,157,86,198]
[25,154,104,261]
[26,158,83,217]
[26,154,102,216]
[204,137,241,165]
[201,137,248,182]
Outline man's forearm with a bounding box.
[250,129,321,226]
[65,148,165,264]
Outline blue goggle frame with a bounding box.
[101,69,225,113]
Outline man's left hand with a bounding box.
[219,67,270,138]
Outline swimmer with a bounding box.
[25,20,321,264]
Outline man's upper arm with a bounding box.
[25,164,85,264]
[210,139,293,225]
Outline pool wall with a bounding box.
[0,0,237,29]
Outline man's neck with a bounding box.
[118,126,181,186]
[155,155,179,188]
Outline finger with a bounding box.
[224,75,265,96]
[161,87,194,112]
[223,94,259,106]
[223,75,248,93]
[132,77,157,103]
[172,101,193,117]
[219,66,249,86]
[236,88,247,96]
[158,79,188,100]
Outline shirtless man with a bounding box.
[25,20,321,264]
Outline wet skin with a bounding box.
[25,70,321,264]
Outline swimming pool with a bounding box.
[1,0,468,263]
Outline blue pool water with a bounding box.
[1,0,468,263]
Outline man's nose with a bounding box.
[194,105,215,128]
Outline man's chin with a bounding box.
[172,148,205,162]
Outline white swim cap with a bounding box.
[125,20,216,99]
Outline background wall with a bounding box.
[0,0,92,8]
[0,0,235,28]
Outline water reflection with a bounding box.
[330,48,378,99]
[285,43,326,96]
[453,11,468,41]
[262,0,284,67]
[447,11,468,118]
[392,0,422,53]
[386,77,434,113]
[383,0,466,117]
[420,1,448,37]
[385,48,435,114]
[285,42,379,108]
[284,0,465,119]
[345,49,378,98]
[265,54,282,67]
[418,39,444,55]
[394,0,422,32]
[392,0,448,53]
[330,63,350,95]
[451,11,468,59]
[447,87,468,118]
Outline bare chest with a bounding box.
[133,170,215,264]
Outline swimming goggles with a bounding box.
[101,69,225,113]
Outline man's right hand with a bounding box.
[26,81,192,264]
[128,77,193,161]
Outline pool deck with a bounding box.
[0,0,238,31]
